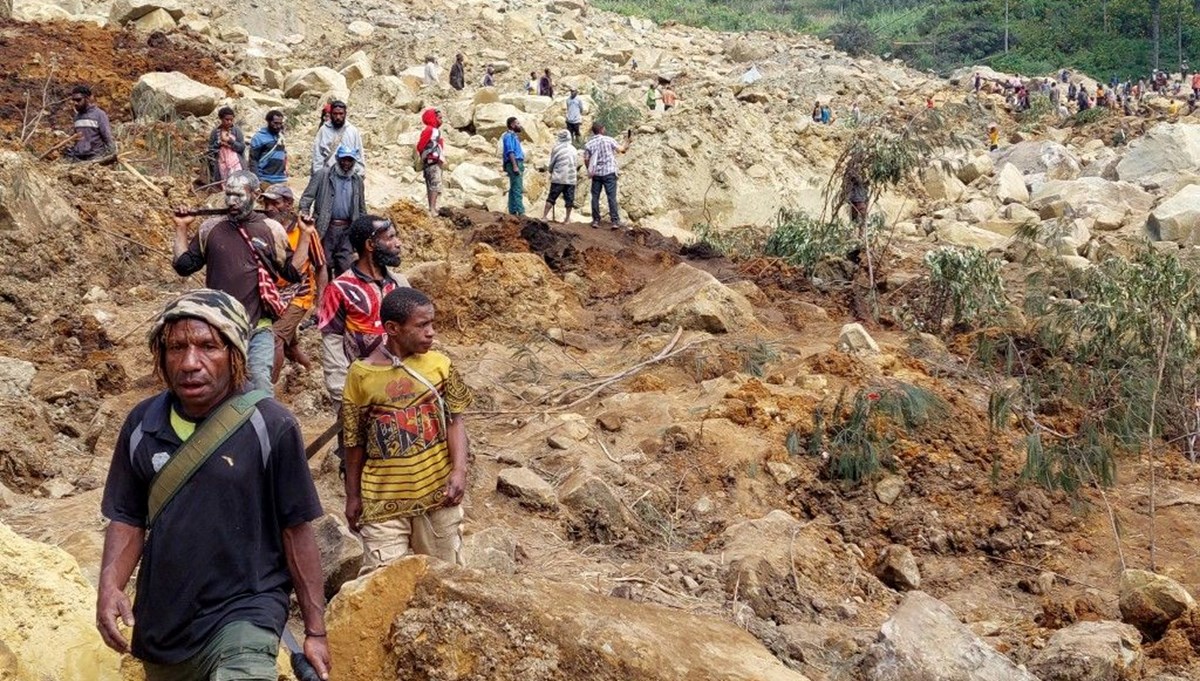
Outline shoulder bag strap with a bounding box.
[324,127,348,169]
[147,390,270,527]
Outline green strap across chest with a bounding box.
[146,390,270,528]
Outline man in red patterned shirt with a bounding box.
[317,215,408,462]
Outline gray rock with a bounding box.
[462,527,517,574]
[108,0,182,24]
[860,591,1038,681]
[625,262,756,333]
[312,513,363,599]
[1028,620,1143,681]
[839,323,879,353]
[874,475,905,505]
[1119,569,1196,640]
[1147,184,1200,244]
[559,471,639,543]
[874,544,920,591]
[0,357,36,398]
[496,467,558,511]
[131,72,225,119]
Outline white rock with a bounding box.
[0,357,35,398]
[496,467,558,510]
[922,167,966,202]
[349,76,420,114]
[1029,178,1154,231]
[13,1,72,21]
[347,20,375,37]
[839,323,879,353]
[957,154,994,184]
[449,163,505,199]
[1117,123,1200,186]
[108,0,181,24]
[130,6,175,31]
[473,102,524,140]
[1147,184,1200,244]
[935,222,1008,250]
[282,67,347,99]
[996,163,1029,204]
[861,591,1039,681]
[130,71,224,119]
[625,262,755,333]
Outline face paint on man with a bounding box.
[223,171,260,221]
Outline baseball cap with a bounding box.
[335,145,359,160]
[261,184,295,201]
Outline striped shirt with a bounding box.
[341,352,474,522]
[584,134,620,177]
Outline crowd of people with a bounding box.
[74,45,669,678]
[974,67,1200,121]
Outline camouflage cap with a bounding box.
[148,289,250,359]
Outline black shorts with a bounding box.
[567,121,581,136]
[547,183,575,207]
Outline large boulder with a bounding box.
[108,0,182,24]
[625,262,755,333]
[1147,184,1200,243]
[860,591,1039,681]
[131,7,176,31]
[934,222,1008,250]
[0,153,75,243]
[131,72,225,119]
[1119,569,1196,640]
[558,471,640,543]
[496,467,558,510]
[449,163,506,203]
[1029,178,1154,231]
[1116,123,1200,186]
[282,67,347,99]
[473,102,524,139]
[957,154,995,184]
[875,544,921,591]
[327,555,811,681]
[348,76,420,114]
[0,522,121,680]
[996,163,1029,204]
[922,167,966,202]
[312,513,363,600]
[994,140,1082,180]
[1028,621,1143,681]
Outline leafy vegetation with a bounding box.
[598,0,1200,79]
[589,87,641,139]
[763,209,862,275]
[920,246,1007,333]
[807,382,946,484]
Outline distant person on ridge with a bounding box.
[583,122,631,231]
[64,84,115,162]
[416,108,446,216]
[311,101,364,175]
[248,110,288,185]
[501,117,526,216]
[565,88,583,142]
[206,107,246,189]
[539,68,554,98]
[449,53,465,91]
[423,55,440,87]
[481,65,496,87]
[542,130,578,224]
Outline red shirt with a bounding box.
[317,266,402,360]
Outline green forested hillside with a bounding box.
[593,0,1200,78]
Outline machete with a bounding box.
[305,421,341,460]
[281,628,322,681]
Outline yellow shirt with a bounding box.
[341,351,474,523]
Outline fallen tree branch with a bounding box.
[982,554,1112,595]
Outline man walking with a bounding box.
[501,117,526,216]
[317,215,409,466]
[97,288,329,681]
[481,65,495,87]
[65,84,114,162]
[311,101,364,175]
[416,108,446,216]
[300,146,365,277]
[542,130,578,224]
[261,184,325,382]
[565,88,583,142]
[449,54,465,91]
[538,68,554,98]
[423,56,440,87]
[248,110,288,185]
[342,287,473,571]
[583,122,631,230]
[172,171,308,394]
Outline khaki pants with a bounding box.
[359,504,464,574]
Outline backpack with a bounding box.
[414,128,441,170]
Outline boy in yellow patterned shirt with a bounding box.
[341,288,473,570]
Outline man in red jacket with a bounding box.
[416,108,446,216]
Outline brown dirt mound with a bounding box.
[0,20,227,144]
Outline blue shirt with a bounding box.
[248,128,287,184]
[501,131,525,165]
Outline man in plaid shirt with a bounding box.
[582,122,632,231]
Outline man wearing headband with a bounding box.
[97,289,330,680]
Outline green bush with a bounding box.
[921,246,1007,332]
[763,209,861,275]
[589,87,641,138]
[827,20,876,56]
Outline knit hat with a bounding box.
[149,289,250,360]
[556,130,571,143]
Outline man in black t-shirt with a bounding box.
[97,289,331,681]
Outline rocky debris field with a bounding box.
[6,0,1200,680]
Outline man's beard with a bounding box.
[268,208,295,224]
[372,248,401,269]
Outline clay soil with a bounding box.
[4,169,1200,679]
